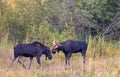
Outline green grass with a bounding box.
[86,36,120,58]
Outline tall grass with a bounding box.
[86,36,120,58]
[0,37,120,77]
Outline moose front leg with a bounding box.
[36,56,41,69]
[28,57,33,69]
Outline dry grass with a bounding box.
[0,47,120,77]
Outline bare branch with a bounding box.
[102,12,120,35]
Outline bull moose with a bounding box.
[52,40,88,69]
[10,41,52,69]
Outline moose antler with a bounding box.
[52,39,56,45]
[52,39,56,48]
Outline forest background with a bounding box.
[0,0,119,43]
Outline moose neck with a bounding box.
[58,45,64,51]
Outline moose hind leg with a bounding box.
[81,50,87,71]
[81,50,86,64]
[65,53,72,70]
[9,53,19,68]
[18,56,26,69]
[9,57,17,68]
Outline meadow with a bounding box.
[0,40,120,77]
